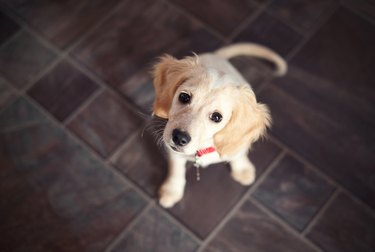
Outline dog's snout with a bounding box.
[172,129,191,147]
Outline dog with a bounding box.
[151,43,287,208]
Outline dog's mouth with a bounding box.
[170,145,179,152]
[170,144,183,153]
[169,144,198,157]
[169,144,193,155]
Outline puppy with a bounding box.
[152,43,287,208]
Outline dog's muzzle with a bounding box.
[172,129,191,147]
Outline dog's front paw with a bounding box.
[231,167,256,186]
[158,182,184,208]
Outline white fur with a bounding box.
[152,43,286,208]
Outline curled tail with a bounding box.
[215,43,287,76]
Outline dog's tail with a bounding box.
[215,43,287,76]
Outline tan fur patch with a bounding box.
[214,85,271,156]
[152,55,199,118]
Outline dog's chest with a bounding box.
[191,151,223,168]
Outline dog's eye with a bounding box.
[210,112,222,123]
[178,92,191,104]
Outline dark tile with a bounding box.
[0,31,57,88]
[111,128,167,196]
[117,68,155,113]
[251,0,267,4]
[260,7,375,208]
[0,97,147,251]
[111,207,198,252]
[342,0,375,21]
[72,0,221,90]
[230,56,277,91]
[307,193,375,252]
[0,76,17,110]
[1,0,123,48]
[235,12,303,57]
[268,0,336,32]
[170,140,281,239]
[248,139,283,174]
[291,7,375,98]
[0,96,47,128]
[0,11,20,45]
[112,123,281,238]
[259,69,375,209]
[28,60,99,121]
[205,199,317,252]
[171,0,259,36]
[253,155,335,231]
[67,91,143,158]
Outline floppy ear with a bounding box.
[152,55,198,118]
[214,86,271,157]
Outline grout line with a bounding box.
[284,3,340,62]
[0,120,44,133]
[155,204,203,246]
[1,2,155,210]
[255,2,340,95]
[0,5,68,92]
[5,56,194,252]
[0,2,164,228]
[0,5,64,56]
[105,201,203,252]
[105,115,163,164]
[104,202,155,252]
[63,57,108,89]
[105,131,140,164]
[23,90,204,247]
[301,189,340,236]
[340,1,375,27]
[63,0,129,55]
[254,79,273,96]
[105,129,203,245]
[0,27,23,50]
[250,197,324,252]
[0,0,146,117]
[2,2,153,141]
[163,0,227,43]
[0,0,207,126]
[65,56,151,120]
[197,149,287,252]
[263,9,306,36]
[106,128,204,246]
[0,80,24,115]
[252,1,375,217]
[247,150,287,195]
[2,0,222,125]
[3,1,374,248]
[21,56,63,93]
[104,162,153,203]
[0,0,125,56]
[104,126,148,164]
[62,87,103,126]
[269,135,375,216]
[227,0,273,42]
[22,93,153,203]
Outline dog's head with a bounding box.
[152,55,271,157]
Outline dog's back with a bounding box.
[198,53,248,84]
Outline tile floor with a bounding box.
[0,0,374,251]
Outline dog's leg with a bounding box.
[159,152,186,208]
[230,153,256,186]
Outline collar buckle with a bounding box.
[194,147,216,181]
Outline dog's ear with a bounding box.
[152,55,198,118]
[214,86,271,157]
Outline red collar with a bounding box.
[196,147,216,157]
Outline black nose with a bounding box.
[172,129,191,146]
